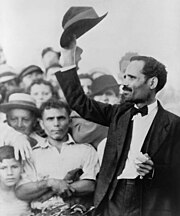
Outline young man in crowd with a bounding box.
[15,99,99,212]
[55,38,180,216]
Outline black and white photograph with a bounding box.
[0,0,180,215]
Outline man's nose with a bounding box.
[38,94,44,100]
[53,118,60,126]
[17,119,23,127]
[122,75,128,86]
[7,167,13,175]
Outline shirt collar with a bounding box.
[147,100,158,114]
[34,133,75,149]
[134,100,157,116]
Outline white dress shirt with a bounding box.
[117,101,158,179]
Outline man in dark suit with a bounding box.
[55,39,180,216]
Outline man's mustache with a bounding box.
[122,85,132,92]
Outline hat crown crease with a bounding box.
[63,9,98,29]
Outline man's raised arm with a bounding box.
[55,38,131,127]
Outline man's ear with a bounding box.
[149,77,158,90]
[39,119,44,130]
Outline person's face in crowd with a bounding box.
[40,107,70,142]
[80,78,92,96]
[7,108,36,135]
[22,72,43,89]
[122,60,152,104]
[30,83,53,108]
[94,89,120,105]
[2,80,17,92]
[0,158,22,189]
[42,51,59,69]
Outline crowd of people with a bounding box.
[0,6,180,216]
[0,41,126,216]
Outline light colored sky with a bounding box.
[1,0,180,89]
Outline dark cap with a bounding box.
[18,65,43,81]
[91,74,120,97]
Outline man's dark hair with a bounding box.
[39,98,71,118]
[130,56,167,93]
[0,146,22,163]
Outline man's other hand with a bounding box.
[136,156,154,179]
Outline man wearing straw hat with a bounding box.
[0,92,44,145]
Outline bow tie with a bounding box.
[131,105,148,117]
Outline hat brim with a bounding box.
[0,103,40,117]
[60,13,107,48]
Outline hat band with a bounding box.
[64,8,99,29]
[8,100,36,108]
[0,75,15,83]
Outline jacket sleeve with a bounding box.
[55,68,129,127]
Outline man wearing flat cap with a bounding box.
[18,65,44,90]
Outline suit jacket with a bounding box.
[56,68,180,216]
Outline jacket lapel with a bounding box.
[141,102,170,157]
[94,109,132,207]
[116,109,132,160]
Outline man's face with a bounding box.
[22,72,43,88]
[94,89,119,105]
[30,83,53,108]
[7,108,35,135]
[122,60,151,103]
[40,108,70,142]
[0,158,22,188]
[80,78,92,96]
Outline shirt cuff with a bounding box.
[61,65,76,72]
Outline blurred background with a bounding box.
[0,0,180,90]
